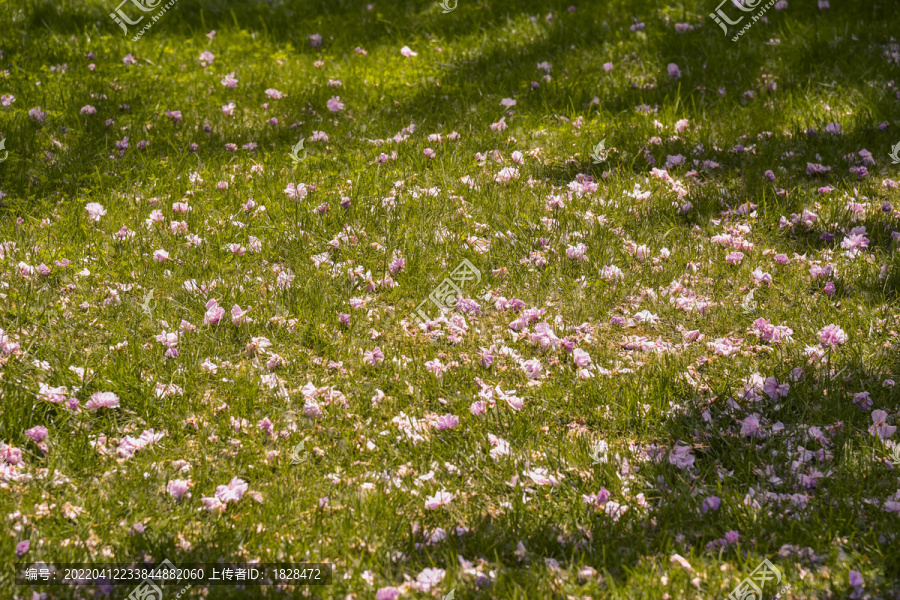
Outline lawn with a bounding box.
[1,0,900,598]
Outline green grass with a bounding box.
[1,0,900,598]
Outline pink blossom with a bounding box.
[220,72,238,88]
[37,384,68,404]
[25,426,48,442]
[2,446,22,465]
[668,442,695,469]
[667,63,681,79]
[415,568,445,592]
[86,392,120,410]
[400,46,418,57]
[682,329,702,342]
[256,417,274,435]
[435,414,459,430]
[376,588,401,600]
[425,358,447,377]
[499,388,524,411]
[204,299,225,325]
[600,265,624,280]
[488,434,509,459]
[809,264,833,280]
[524,468,558,486]
[840,233,869,257]
[701,496,721,513]
[201,496,227,513]
[850,165,869,179]
[665,154,685,168]
[806,162,832,175]
[284,182,308,200]
[740,413,762,438]
[530,323,561,348]
[363,347,384,366]
[327,96,344,112]
[763,377,789,400]
[566,243,588,261]
[848,571,863,598]
[167,479,192,500]
[752,318,793,344]
[117,429,164,459]
[494,167,519,183]
[85,202,106,222]
[818,324,847,349]
[573,348,591,368]
[424,490,453,509]
[29,107,47,122]
[521,358,542,379]
[869,410,896,439]
[751,268,772,286]
[215,477,248,503]
[231,304,251,325]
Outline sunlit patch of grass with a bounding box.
[0,0,899,598]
